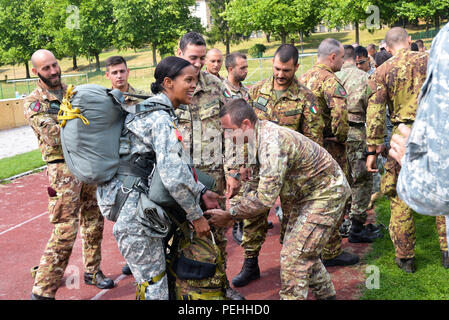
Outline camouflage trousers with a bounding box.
[346,127,373,224]
[114,190,169,300]
[382,156,449,258]
[321,140,351,260]
[279,170,350,299]
[32,162,104,299]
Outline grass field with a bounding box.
[0,149,45,181]
[0,24,438,99]
[361,197,449,300]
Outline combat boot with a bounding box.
[394,257,416,273]
[30,293,55,300]
[322,251,359,267]
[122,264,132,275]
[442,251,449,268]
[84,270,115,289]
[232,257,260,287]
[226,287,246,300]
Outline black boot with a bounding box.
[84,270,115,289]
[232,257,260,287]
[442,251,449,269]
[122,264,132,275]
[322,251,359,267]
[394,257,416,273]
[30,293,55,300]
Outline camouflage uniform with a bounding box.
[222,78,250,101]
[24,81,105,299]
[228,120,351,300]
[123,84,150,106]
[174,71,230,266]
[366,48,448,259]
[335,63,373,224]
[97,93,205,300]
[235,76,324,259]
[299,64,350,260]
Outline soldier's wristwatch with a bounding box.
[229,207,238,217]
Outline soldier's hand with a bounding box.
[205,209,233,228]
[201,190,224,209]
[225,176,241,199]
[389,124,410,166]
[366,155,378,173]
[191,216,211,237]
[240,167,252,181]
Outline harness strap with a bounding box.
[178,290,225,300]
[136,270,167,300]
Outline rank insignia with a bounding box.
[30,101,41,112]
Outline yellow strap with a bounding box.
[57,84,89,127]
[135,270,167,300]
[178,290,225,300]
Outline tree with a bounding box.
[0,0,47,78]
[206,0,243,55]
[395,0,449,31]
[225,0,323,45]
[112,0,203,66]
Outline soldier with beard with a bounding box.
[24,49,114,300]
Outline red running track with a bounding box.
[0,170,372,300]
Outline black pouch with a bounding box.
[174,252,217,280]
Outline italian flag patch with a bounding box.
[310,104,318,114]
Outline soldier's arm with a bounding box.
[366,75,387,147]
[300,92,324,146]
[230,135,287,220]
[134,113,205,222]
[25,100,61,148]
[324,80,348,143]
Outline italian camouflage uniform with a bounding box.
[24,81,105,299]
[123,84,151,106]
[366,48,448,259]
[222,78,250,101]
[228,120,351,300]
[299,64,350,260]
[97,93,205,300]
[234,75,324,259]
[336,62,373,224]
[174,71,230,268]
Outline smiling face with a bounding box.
[178,44,207,75]
[164,65,198,107]
[105,62,130,91]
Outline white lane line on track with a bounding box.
[0,211,47,236]
[91,274,128,300]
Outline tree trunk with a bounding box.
[434,14,440,30]
[355,21,360,45]
[152,43,157,66]
[225,32,230,55]
[72,55,78,70]
[281,33,287,44]
[300,30,304,54]
[25,62,30,79]
[266,33,271,43]
[95,53,101,72]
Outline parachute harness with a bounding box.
[57,84,90,127]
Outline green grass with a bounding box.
[361,196,449,300]
[0,149,45,181]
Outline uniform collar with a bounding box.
[194,71,212,94]
[224,78,247,93]
[36,80,67,102]
[259,75,301,100]
[315,63,334,74]
[341,62,357,70]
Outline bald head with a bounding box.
[385,27,411,51]
[31,49,62,89]
[317,38,345,72]
[205,48,223,77]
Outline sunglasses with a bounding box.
[356,59,368,65]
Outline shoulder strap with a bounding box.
[123,92,152,100]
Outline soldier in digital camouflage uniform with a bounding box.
[299,39,359,267]
[230,45,324,288]
[25,50,113,300]
[175,32,244,300]
[335,45,379,243]
[366,27,448,273]
[105,55,150,276]
[207,99,351,300]
[97,57,217,299]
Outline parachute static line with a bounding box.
[58,84,90,127]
